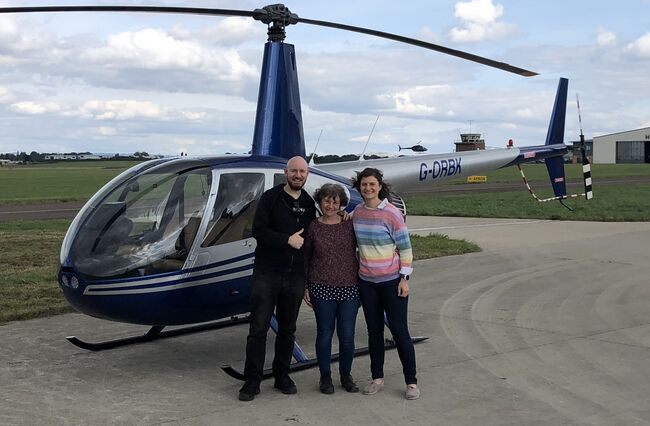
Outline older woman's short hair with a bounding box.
[313,183,349,208]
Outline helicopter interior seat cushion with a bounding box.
[95,215,133,254]
[202,216,231,247]
[201,199,258,247]
[149,216,202,273]
[176,215,202,254]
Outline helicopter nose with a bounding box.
[59,270,81,291]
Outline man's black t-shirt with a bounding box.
[252,184,316,273]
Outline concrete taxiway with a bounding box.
[2,216,650,425]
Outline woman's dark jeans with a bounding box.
[311,295,359,376]
[358,277,417,385]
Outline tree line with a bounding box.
[0,151,151,162]
[1,151,386,164]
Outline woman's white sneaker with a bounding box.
[405,385,420,400]
[362,380,384,395]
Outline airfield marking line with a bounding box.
[410,219,550,232]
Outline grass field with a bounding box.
[0,219,477,324]
[407,184,650,221]
[1,161,647,323]
[0,160,141,204]
[0,220,74,323]
[406,164,650,221]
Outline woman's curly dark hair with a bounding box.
[313,183,349,208]
[351,167,391,201]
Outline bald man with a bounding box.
[238,156,317,401]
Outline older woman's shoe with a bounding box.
[319,374,334,394]
[340,375,359,393]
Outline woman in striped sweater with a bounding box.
[351,167,420,400]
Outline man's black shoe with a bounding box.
[273,375,297,394]
[238,380,260,401]
[319,374,334,394]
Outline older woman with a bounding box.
[304,183,360,394]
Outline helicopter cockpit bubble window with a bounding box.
[68,159,212,280]
[60,158,172,265]
[201,172,265,247]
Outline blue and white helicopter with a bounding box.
[1,4,590,379]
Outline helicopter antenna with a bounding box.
[576,94,593,200]
[309,129,323,166]
[576,94,585,140]
[359,115,380,161]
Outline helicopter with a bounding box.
[0,4,585,379]
[399,141,428,152]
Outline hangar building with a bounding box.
[593,127,650,164]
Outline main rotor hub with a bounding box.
[253,4,299,42]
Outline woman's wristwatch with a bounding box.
[400,274,410,281]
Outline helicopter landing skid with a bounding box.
[221,336,428,381]
[66,315,251,351]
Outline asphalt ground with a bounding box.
[0,201,86,222]
[2,216,650,425]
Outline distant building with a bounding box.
[569,139,593,163]
[44,153,101,160]
[454,133,485,152]
[592,127,650,164]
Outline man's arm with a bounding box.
[252,190,292,248]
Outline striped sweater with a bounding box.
[352,198,413,283]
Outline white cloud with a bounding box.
[449,0,516,43]
[196,17,265,46]
[386,85,452,116]
[515,108,534,118]
[96,127,117,136]
[83,29,204,69]
[0,15,57,53]
[393,92,436,115]
[0,86,13,103]
[596,27,617,47]
[415,27,440,43]
[81,28,258,81]
[181,111,206,121]
[455,0,504,24]
[0,16,19,44]
[626,32,650,57]
[10,101,61,115]
[78,100,164,120]
[211,140,248,150]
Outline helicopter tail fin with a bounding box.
[544,77,568,198]
[398,145,403,151]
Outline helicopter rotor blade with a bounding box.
[0,5,256,19]
[297,17,537,77]
[0,4,537,77]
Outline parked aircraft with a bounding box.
[0,4,587,378]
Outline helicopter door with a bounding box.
[185,171,266,275]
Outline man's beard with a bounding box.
[287,179,305,190]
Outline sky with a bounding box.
[0,0,649,157]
